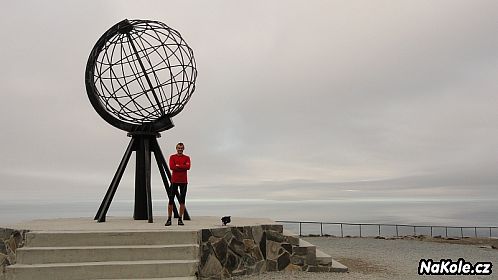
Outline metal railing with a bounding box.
[276,220,498,238]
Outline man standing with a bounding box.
[165,142,191,226]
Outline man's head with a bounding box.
[176,143,185,155]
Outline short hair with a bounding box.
[176,142,184,148]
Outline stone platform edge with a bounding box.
[198,224,345,279]
[1,228,28,278]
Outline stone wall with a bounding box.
[0,228,28,277]
[198,224,323,279]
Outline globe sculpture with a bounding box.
[85,19,197,222]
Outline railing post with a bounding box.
[490,227,492,238]
[359,224,362,237]
[320,222,323,236]
[396,225,398,237]
[445,227,448,237]
[378,225,381,236]
[299,222,302,236]
[475,227,477,238]
[413,226,416,236]
[341,223,344,238]
[430,226,433,237]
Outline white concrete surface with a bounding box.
[97,276,197,280]
[17,244,199,264]
[7,260,198,280]
[4,216,276,232]
[25,230,198,247]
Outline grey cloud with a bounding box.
[0,1,497,203]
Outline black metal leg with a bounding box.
[144,138,153,223]
[182,204,191,220]
[95,138,135,222]
[134,137,151,220]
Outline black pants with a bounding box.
[169,183,187,204]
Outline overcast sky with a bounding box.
[1,1,497,204]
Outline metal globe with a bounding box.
[85,19,197,132]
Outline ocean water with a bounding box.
[1,198,497,231]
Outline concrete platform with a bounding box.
[3,216,276,280]
[3,216,348,279]
[4,216,275,232]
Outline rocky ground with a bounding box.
[234,236,498,280]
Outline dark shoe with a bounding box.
[165,218,172,226]
[178,218,184,226]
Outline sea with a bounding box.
[1,198,497,237]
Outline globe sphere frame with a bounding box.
[85,19,197,132]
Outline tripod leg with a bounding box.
[134,136,154,221]
[182,202,191,220]
[152,139,173,179]
[144,138,153,223]
[95,137,135,222]
[151,139,179,218]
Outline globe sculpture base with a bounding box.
[94,132,190,223]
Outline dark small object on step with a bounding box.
[221,216,231,226]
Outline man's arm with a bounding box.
[169,155,179,171]
[175,156,191,171]
[183,157,191,170]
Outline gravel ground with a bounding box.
[233,237,498,280]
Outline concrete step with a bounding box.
[298,239,347,271]
[316,249,332,265]
[17,244,199,264]
[283,229,348,272]
[97,278,197,280]
[6,260,198,280]
[299,239,330,264]
[331,259,348,273]
[25,230,198,247]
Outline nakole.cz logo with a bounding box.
[419,258,492,276]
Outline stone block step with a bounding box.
[282,229,348,271]
[17,244,199,264]
[331,259,348,272]
[96,276,197,280]
[298,239,348,272]
[316,249,332,265]
[299,239,330,264]
[25,230,198,247]
[6,260,198,280]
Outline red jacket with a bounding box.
[169,154,191,183]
